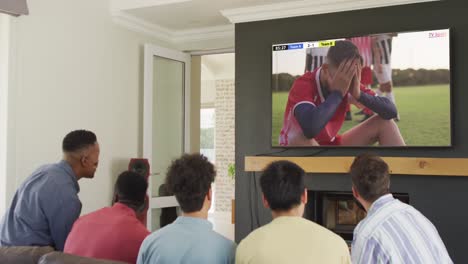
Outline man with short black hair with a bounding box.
[0,130,99,251]
[350,153,452,263]
[137,153,236,264]
[236,160,351,264]
[64,171,150,264]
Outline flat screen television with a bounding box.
[271,29,451,147]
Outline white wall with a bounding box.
[0,13,10,216]
[6,0,174,215]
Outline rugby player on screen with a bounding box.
[279,41,405,146]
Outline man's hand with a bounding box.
[350,61,362,100]
[327,59,356,97]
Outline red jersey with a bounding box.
[64,203,150,264]
[279,67,375,146]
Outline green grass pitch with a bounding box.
[271,85,451,147]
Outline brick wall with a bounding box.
[214,79,235,212]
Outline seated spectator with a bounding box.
[0,130,99,251]
[137,153,236,264]
[350,153,452,263]
[158,183,178,228]
[236,160,351,264]
[64,171,150,264]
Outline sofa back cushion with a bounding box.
[38,251,128,264]
[0,246,55,264]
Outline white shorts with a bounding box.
[374,64,392,84]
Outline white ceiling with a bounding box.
[202,53,235,80]
[201,53,235,106]
[125,0,293,31]
[110,0,439,51]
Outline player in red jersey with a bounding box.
[279,41,405,146]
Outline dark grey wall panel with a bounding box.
[235,0,468,262]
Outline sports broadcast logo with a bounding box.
[429,31,447,38]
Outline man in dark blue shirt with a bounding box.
[0,130,99,251]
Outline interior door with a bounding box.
[143,44,191,231]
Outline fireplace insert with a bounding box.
[304,191,409,242]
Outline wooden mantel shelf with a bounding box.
[245,156,468,176]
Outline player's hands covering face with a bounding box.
[350,61,362,100]
[327,59,357,97]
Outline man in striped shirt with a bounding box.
[350,154,452,264]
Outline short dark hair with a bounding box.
[115,171,148,208]
[327,40,363,67]
[260,160,305,211]
[165,153,215,213]
[62,130,97,153]
[350,153,390,202]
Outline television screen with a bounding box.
[272,29,451,147]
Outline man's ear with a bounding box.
[80,155,87,167]
[112,193,118,205]
[322,63,329,71]
[322,63,332,84]
[301,188,308,204]
[261,193,270,209]
[352,185,359,199]
[207,187,212,202]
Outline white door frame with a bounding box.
[0,14,11,216]
[143,43,191,230]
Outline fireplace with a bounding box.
[304,191,409,242]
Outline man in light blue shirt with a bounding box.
[0,130,100,251]
[350,153,452,264]
[137,153,236,264]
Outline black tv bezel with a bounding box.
[270,27,454,149]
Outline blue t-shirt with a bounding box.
[137,216,236,264]
[0,160,82,251]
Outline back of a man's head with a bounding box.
[166,153,215,213]
[115,171,148,211]
[260,160,305,211]
[327,40,362,67]
[62,130,97,153]
[350,153,390,202]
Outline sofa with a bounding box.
[0,246,127,264]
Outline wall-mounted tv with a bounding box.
[272,29,451,147]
